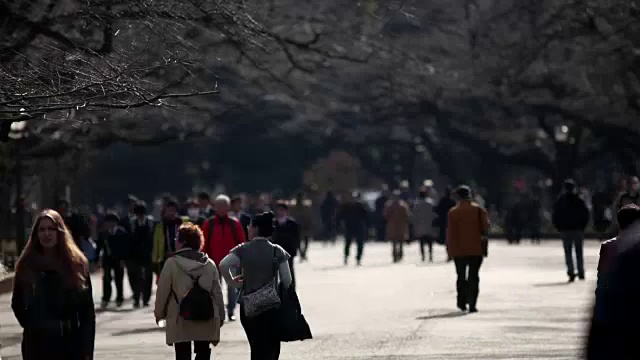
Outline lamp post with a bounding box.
[9,120,28,255]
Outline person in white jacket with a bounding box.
[412,188,438,262]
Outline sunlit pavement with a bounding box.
[0,239,598,359]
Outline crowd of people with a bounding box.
[8,175,640,359]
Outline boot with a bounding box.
[568,272,576,283]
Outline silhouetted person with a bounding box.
[337,193,369,266]
[552,179,590,282]
[374,190,389,242]
[320,192,338,245]
[587,204,640,360]
[435,186,456,260]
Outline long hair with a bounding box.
[15,209,88,288]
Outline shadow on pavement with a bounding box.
[96,307,138,314]
[532,281,571,288]
[416,311,468,320]
[112,326,164,336]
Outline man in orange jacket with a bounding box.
[447,185,489,313]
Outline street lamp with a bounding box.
[554,125,569,142]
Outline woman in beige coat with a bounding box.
[385,195,411,263]
[154,223,225,360]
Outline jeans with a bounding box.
[174,341,210,360]
[562,231,585,275]
[344,230,365,262]
[240,305,281,360]
[219,273,238,317]
[453,256,483,309]
[102,258,125,303]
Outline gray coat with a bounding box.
[412,198,437,238]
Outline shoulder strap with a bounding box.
[204,217,215,253]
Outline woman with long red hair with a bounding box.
[11,209,96,360]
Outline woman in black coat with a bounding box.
[12,209,96,360]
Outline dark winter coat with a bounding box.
[337,201,369,235]
[587,231,640,359]
[96,226,131,261]
[273,217,301,258]
[552,192,590,232]
[128,217,155,264]
[12,269,95,360]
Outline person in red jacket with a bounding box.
[201,194,246,321]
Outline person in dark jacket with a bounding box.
[127,203,155,308]
[96,213,130,308]
[320,192,338,244]
[273,201,301,288]
[230,195,252,239]
[374,189,389,242]
[435,186,457,260]
[586,204,640,360]
[196,192,215,227]
[58,199,91,248]
[12,209,95,360]
[337,192,370,266]
[552,179,590,282]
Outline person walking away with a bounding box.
[96,213,130,308]
[320,191,338,245]
[374,189,389,242]
[586,204,640,360]
[593,205,640,325]
[292,192,313,262]
[412,188,437,262]
[435,187,456,261]
[337,193,369,266]
[12,209,95,360]
[128,203,155,308]
[152,200,183,277]
[273,201,301,286]
[154,223,225,360]
[219,211,293,360]
[552,179,590,282]
[230,196,252,239]
[385,193,410,263]
[447,185,489,313]
[201,194,246,321]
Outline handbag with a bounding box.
[241,247,281,317]
[478,207,488,257]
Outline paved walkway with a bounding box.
[0,240,598,359]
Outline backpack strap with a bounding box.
[229,217,239,246]
[203,217,215,254]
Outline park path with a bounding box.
[0,240,598,359]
